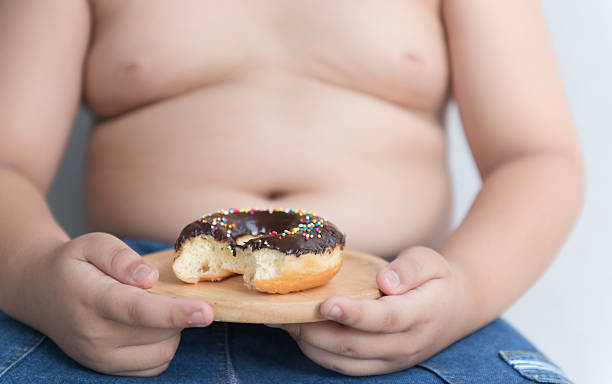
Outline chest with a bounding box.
[86,0,448,117]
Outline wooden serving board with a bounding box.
[143,249,388,324]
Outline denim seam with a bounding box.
[0,334,46,379]
[224,324,240,384]
[214,324,227,384]
[418,362,468,384]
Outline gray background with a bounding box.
[47,2,612,383]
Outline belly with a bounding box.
[85,72,451,258]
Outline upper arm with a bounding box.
[442,1,582,178]
[0,0,91,191]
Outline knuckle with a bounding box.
[347,305,364,325]
[398,342,422,362]
[399,246,446,281]
[397,249,421,275]
[87,232,110,242]
[166,302,184,328]
[299,341,364,376]
[77,232,112,251]
[89,293,105,319]
[399,246,423,261]
[125,299,141,324]
[86,231,111,240]
[80,325,108,348]
[91,282,114,318]
[333,340,357,356]
[418,309,433,325]
[68,233,93,249]
[158,340,179,365]
[108,246,132,275]
[80,348,114,373]
[381,309,399,331]
[395,332,425,360]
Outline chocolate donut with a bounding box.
[173,208,345,293]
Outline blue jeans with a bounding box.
[0,239,572,384]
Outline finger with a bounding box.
[281,321,399,360]
[82,233,159,289]
[113,325,181,348]
[376,246,449,295]
[295,338,392,376]
[113,362,171,378]
[105,333,180,375]
[96,281,213,328]
[319,294,418,333]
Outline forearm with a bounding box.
[0,165,69,315]
[440,151,584,331]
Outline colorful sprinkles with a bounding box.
[195,208,332,254]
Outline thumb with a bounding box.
[376,246,449,296]
[80,232,159,289]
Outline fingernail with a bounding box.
[132,263,155,284]
[264,324,282,328]
[326,305,343,320]
[189,311,206,325]
[384,269,400,289]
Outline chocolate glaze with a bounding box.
[174,209,345,257]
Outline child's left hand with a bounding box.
[278,246,472,376]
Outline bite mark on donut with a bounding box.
[173,235,343,293]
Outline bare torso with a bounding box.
[84,0,451,258]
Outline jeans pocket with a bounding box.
[0,311,46,379]
[498,350,574,384]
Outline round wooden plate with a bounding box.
[143,249,388,324]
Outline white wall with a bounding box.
[48,1,611,382]
[447,1,612,382]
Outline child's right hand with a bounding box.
[20,232,213,377]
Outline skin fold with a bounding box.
[0,0,584,377]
